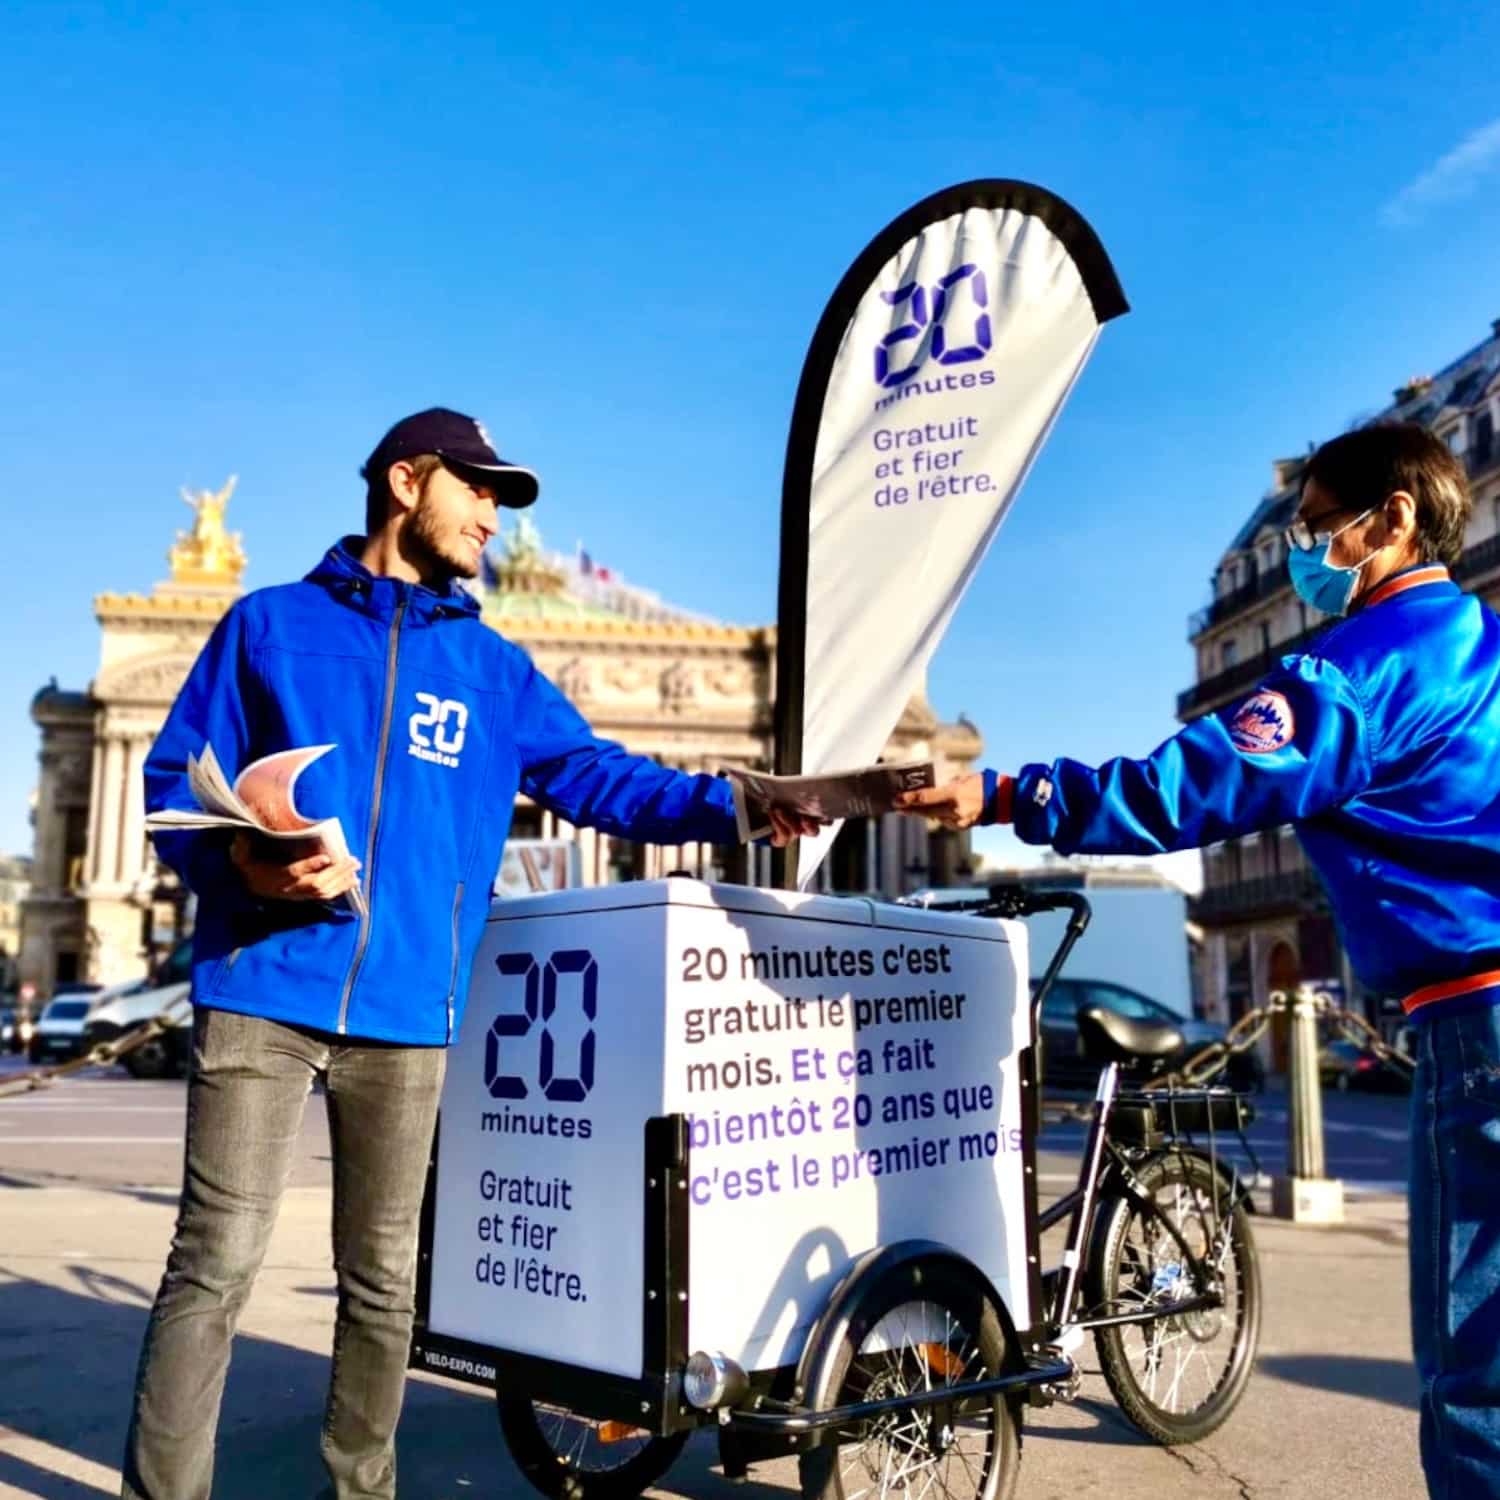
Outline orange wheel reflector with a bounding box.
[922,1342,965,1379]
[596,1422,648,1444]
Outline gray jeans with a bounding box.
[122,1005,446,1500]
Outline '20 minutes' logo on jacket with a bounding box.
[409,692,469,769]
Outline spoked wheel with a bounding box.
[1087,1151,1261,1444]
[497,1395,689,1500]
[799,1258,1021,1500]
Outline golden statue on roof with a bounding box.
[170,475,247,585]
[503,513,544,565]
[494,514,565,597]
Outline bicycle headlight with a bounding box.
[682,1350,748,1410]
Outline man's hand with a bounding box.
[230,834,362,903]
[894,772,1011,830]
[767,807,825,847]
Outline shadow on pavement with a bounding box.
[0,1268,785,1500]
[1022,1393,1155,1447]
[0,1268,335,1496]
[0,1448,110,1500]
[1259,1353,1418,1409]
[0,1168,181,1209]
[653,1430,796,1500]
[0,1269,522,1498]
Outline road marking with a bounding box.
[1251,1109,1410,1143]
[0,1425,116,1493]
[0,1136,183,1145]
[0,1105,185,1112]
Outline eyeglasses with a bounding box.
[1283,505,1374,553]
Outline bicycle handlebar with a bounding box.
[913,881,1092,1024]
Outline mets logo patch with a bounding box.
[1228,690,1295,754]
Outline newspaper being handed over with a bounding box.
[726,760,936,842]
[146,743,368,917]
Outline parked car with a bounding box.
[28,995,96,1063]
[51,980,105,1001]
[81,939,195,1079]
[1036,976,1267,1094]
[84,981,193,1077]
[1,1003,20,1053]
[1318,1037,1412,1094]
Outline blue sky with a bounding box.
[3,3,1499,877]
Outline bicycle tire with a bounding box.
[1087,1150,1260,1444]
[798,1256,1021,1500]
[497,1395,689,1500]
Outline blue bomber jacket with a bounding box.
[994,565,1500,1007]
[146,540,739,1044]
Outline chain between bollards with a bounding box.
[0,1010,181,1099]
[1142,988,1414,1094]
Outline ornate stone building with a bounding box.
[20,494,983,995]
[21,481,247,995]
[1181,316,1500,1053]
[0,854,30,990]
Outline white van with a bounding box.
[82,940,194,1079]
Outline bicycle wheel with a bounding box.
[497,1396,689,1500]
[1087,1151,1261,1444]
[799,1257,1020,1500]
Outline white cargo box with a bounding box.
[426,879,1031,1383]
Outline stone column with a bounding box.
[32,756,65,892]
[865,819,879,894]
[86,734,107,884]
[119,736,149,889]
[577,826,598,887]
[93,736,124,890]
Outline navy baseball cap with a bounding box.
[362,407,539,509]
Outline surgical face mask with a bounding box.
[1284,507,1376,616]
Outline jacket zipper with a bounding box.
[445,881,464,1042]
[336,594,407,1034]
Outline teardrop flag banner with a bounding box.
[773,179,1129,888]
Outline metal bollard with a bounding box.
[1272,985,1345,1224]
[1288,987,1326,1179]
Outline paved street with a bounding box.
[0,1057,1422,1499]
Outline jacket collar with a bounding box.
[306,538,482,624]
[1361,563,1454,612]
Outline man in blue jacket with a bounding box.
[897,421,1500,1498]
[125,408,813,1500]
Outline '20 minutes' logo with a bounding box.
[408,692,469,767]
[874,264,992,390]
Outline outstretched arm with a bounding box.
[896,656,1373,857]
[513,658,816,847]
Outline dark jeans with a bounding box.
[122,1005,446,1500]
[1411,1002,1500,1499]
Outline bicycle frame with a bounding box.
[785,883,1236,1385]
[1037,1061,1231,1339]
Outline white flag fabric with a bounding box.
[774,181,1128,888]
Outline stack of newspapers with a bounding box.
[145,743,367,917]
[725,761,935,842]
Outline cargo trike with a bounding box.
[411,879,1260,1500]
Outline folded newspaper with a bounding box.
[145,743,368,917]
[726,761,936,842]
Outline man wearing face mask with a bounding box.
[895,420,1500,1498]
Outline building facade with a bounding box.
[0,854,30,991]
[19,495,983,996]
[1183,316,1500,1050]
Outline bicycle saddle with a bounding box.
[1077,1005,1184,1067]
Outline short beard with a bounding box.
[404,492,478,582]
